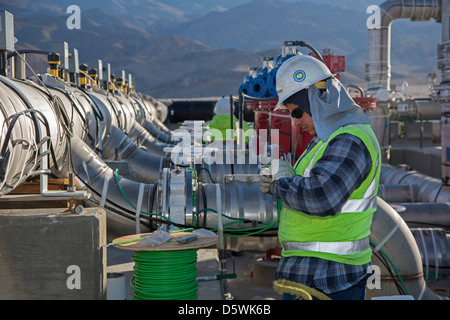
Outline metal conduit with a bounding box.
[126,120,168,157]
[367,0,441,91]
[378,183,419,202]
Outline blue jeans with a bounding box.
[282,278,367,300]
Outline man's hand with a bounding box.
[260,166,274,194]
[272,159,295,180]
[259,159,295,195]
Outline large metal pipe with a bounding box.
[367,0,441,92]
[390,202,450,229]
[70,135,158,232]
[368,198,444,300]
[378,184,419,202]
[161,98,216,123]
[380,164,450,202]
[411,228,450,280]
[86,91,170,157]
[0,76,71,195]
[101,125,168,183]
[41,78,171,184]
[389,99,443,121]
[126,120,168,157]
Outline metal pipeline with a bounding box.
[391,202,450,229]
[101,125,168,183]
[377,183,419,202]
[142,98,171,133]
[42,78,171,184]
[126,120,168,157]
[70,135,158,227]
[389,99,443,121]
[140,117,173,144]
[0,76,71,194]
[86,90,170,158]
[160,98,216,123]
[0,70,173,198]
[367,0,441,92]
[411,228,450,280]
[369,197,444,300]
[380,164,450,202]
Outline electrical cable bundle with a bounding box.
[369,241,410,296]
[131,249,199,300]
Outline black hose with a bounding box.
[297,41,325,64]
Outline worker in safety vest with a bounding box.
[206,96,251,142]
[260,55,381,300]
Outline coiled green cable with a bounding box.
[131,249,199,300]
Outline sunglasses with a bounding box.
[289,107,304,119]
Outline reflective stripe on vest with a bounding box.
[282,237,370,255]
[302,143,326,178]
[340,196,377,213]
[340,124,380,213]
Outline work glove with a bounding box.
[260,166,274,195]
[271,159,296,181]
[259,159,295,195]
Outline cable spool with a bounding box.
[132,249,198,300]
[112,232,217,300]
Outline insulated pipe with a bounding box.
[42,79,170,184]
[135,96,172,140]
[389,99,443,121]
[0,79,46,194]
[101,125,169,183]
[367,0,441,92]
[87,91,169,157]
[45,81,102,151]
[140,118,173,144]
[140,98,170,132]
[126,120,168,157]
[0,76,70,190]
[70,135,158,223]
[410,228,450,280]
[380,164,450,202]
[368,198,443,300]
[377,184,419,202]
[390,202,450,229]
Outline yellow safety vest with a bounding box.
[208,114,251,142]
[278,124,381,265]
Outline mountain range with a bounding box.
[1,0,442,98]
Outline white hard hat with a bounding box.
[214,97,232,115]
[274,55,334,111]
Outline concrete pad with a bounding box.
[0,207,107,300]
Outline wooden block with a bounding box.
[9,178,70,194]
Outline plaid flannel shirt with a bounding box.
[273,133,373,294]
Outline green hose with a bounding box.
[131,249,199,300]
